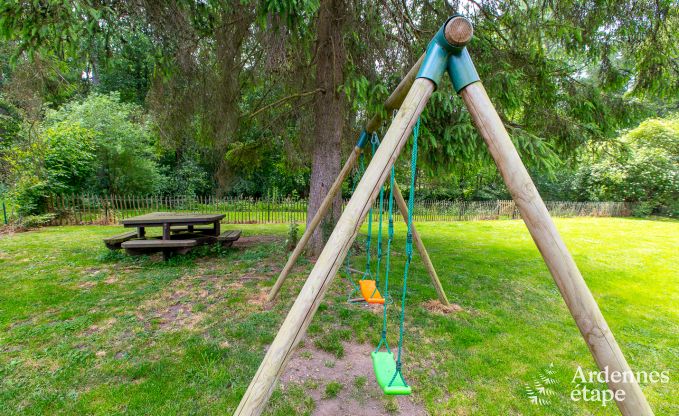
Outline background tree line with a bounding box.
[0,1,677,248]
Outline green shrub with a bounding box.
[18,213,55,228]
[159,154,212,197]
[286,220,299,251]
[43,122,97,194]
[45,92,162,195]
[571,115,679,216]
[13,176,49,216]
[632,201,655,217]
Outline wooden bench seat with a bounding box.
[217,230,242,242]
[103,231,139,250]
[217,230,242,247]
[122,239,198,249]
[122,238,199,259]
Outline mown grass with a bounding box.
[0,218,676,415]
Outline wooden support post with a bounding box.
[392,181,450,306]
[460,81,653,416]
[266,53,438,302]
[266,146,362,302]
[235,78,436,415]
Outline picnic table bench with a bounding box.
[103,231,139,250]
[103,212,241,260]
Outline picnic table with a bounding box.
[103,212,241,260]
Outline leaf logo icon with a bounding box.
[524,363,560,406]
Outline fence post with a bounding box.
[103,196,109,224]
[2,200,7,225]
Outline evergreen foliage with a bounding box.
[0,1,677,214]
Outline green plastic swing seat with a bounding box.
[371,351,412,395]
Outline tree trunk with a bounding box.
[307,0,347,256]
[214,5,254,192]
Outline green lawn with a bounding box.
[0,218,677,415]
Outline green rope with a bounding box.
[375,165,395,354]
[388,117,420,388]
[362,140,377,280]
[373,133,385,297]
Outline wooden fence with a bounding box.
[44,194,635,226]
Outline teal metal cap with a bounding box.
[356,129,370,149]
[416,16,458,87]
[447,47,480,93]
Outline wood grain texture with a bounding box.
[235,78,436,416]
[120,212,225,225]
[460,81,653,416]
[444,16,473,47]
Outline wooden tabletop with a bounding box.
[121,212,225,226]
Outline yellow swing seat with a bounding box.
[359,279,384,304]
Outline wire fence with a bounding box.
[38,194,636,226]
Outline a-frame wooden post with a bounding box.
[267,54,450,306]
[458,81,653,415]
[442,16,652,415]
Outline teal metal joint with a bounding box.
[416,16,458,88]
[356,129,370,149]
[447,47,479,93]
[417,15,481,92]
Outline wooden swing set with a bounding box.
[236,16,654,416]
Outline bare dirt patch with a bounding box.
[84,317,117,335]
[239,268,271,281]
[157,302,205,331]
[136,263,263,331]
[232,235,282,248]
[138,283,208,332]
[422,300,464,315]
[249,290,271,309]
[280,342,427,415]
[0,227,23,237]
